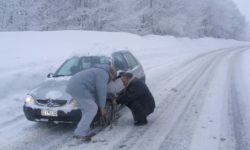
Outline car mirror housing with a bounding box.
[47,73,54,78]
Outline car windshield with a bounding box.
[53,56,110,77]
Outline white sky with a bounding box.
[233,0,250,22]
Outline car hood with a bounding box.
[30,77,72,101]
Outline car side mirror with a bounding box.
[47,73,54,78]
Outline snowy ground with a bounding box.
[0,31,250,150]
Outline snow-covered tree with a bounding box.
[0,0,247,40]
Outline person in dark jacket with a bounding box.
[66,64,116,140]
[115,72,155,126]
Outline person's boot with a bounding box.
[73,132,96,142]
[134,118,148,126]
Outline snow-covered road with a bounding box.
[0,31,250,150]
[1,46,250,150]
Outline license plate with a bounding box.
[41,109,58,117]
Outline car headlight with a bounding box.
[25,95,34,105]
[69,99,80,109]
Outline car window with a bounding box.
[124,53,138,69]
[80,56,110,70]
[54,56,110,77]
[113,54,129,71]
[54,57,80,76]
[80,57,92,70]
[100,56,111,64]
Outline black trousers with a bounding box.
[126,103,146,122]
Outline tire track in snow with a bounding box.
[228,49,250,150]
[158,49,232,150]
[0,121,76,150]
[163,48,249,150]
[0,114,25,129]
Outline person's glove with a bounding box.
[100,107,107,116]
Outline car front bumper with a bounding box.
[23,105,81,123]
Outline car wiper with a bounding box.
[53,75,66,77]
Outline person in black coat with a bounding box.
[115,72,155,126]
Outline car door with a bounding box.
[122,52,145,82]
[107,53,129,95]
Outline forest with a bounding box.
[0,0,247,40]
